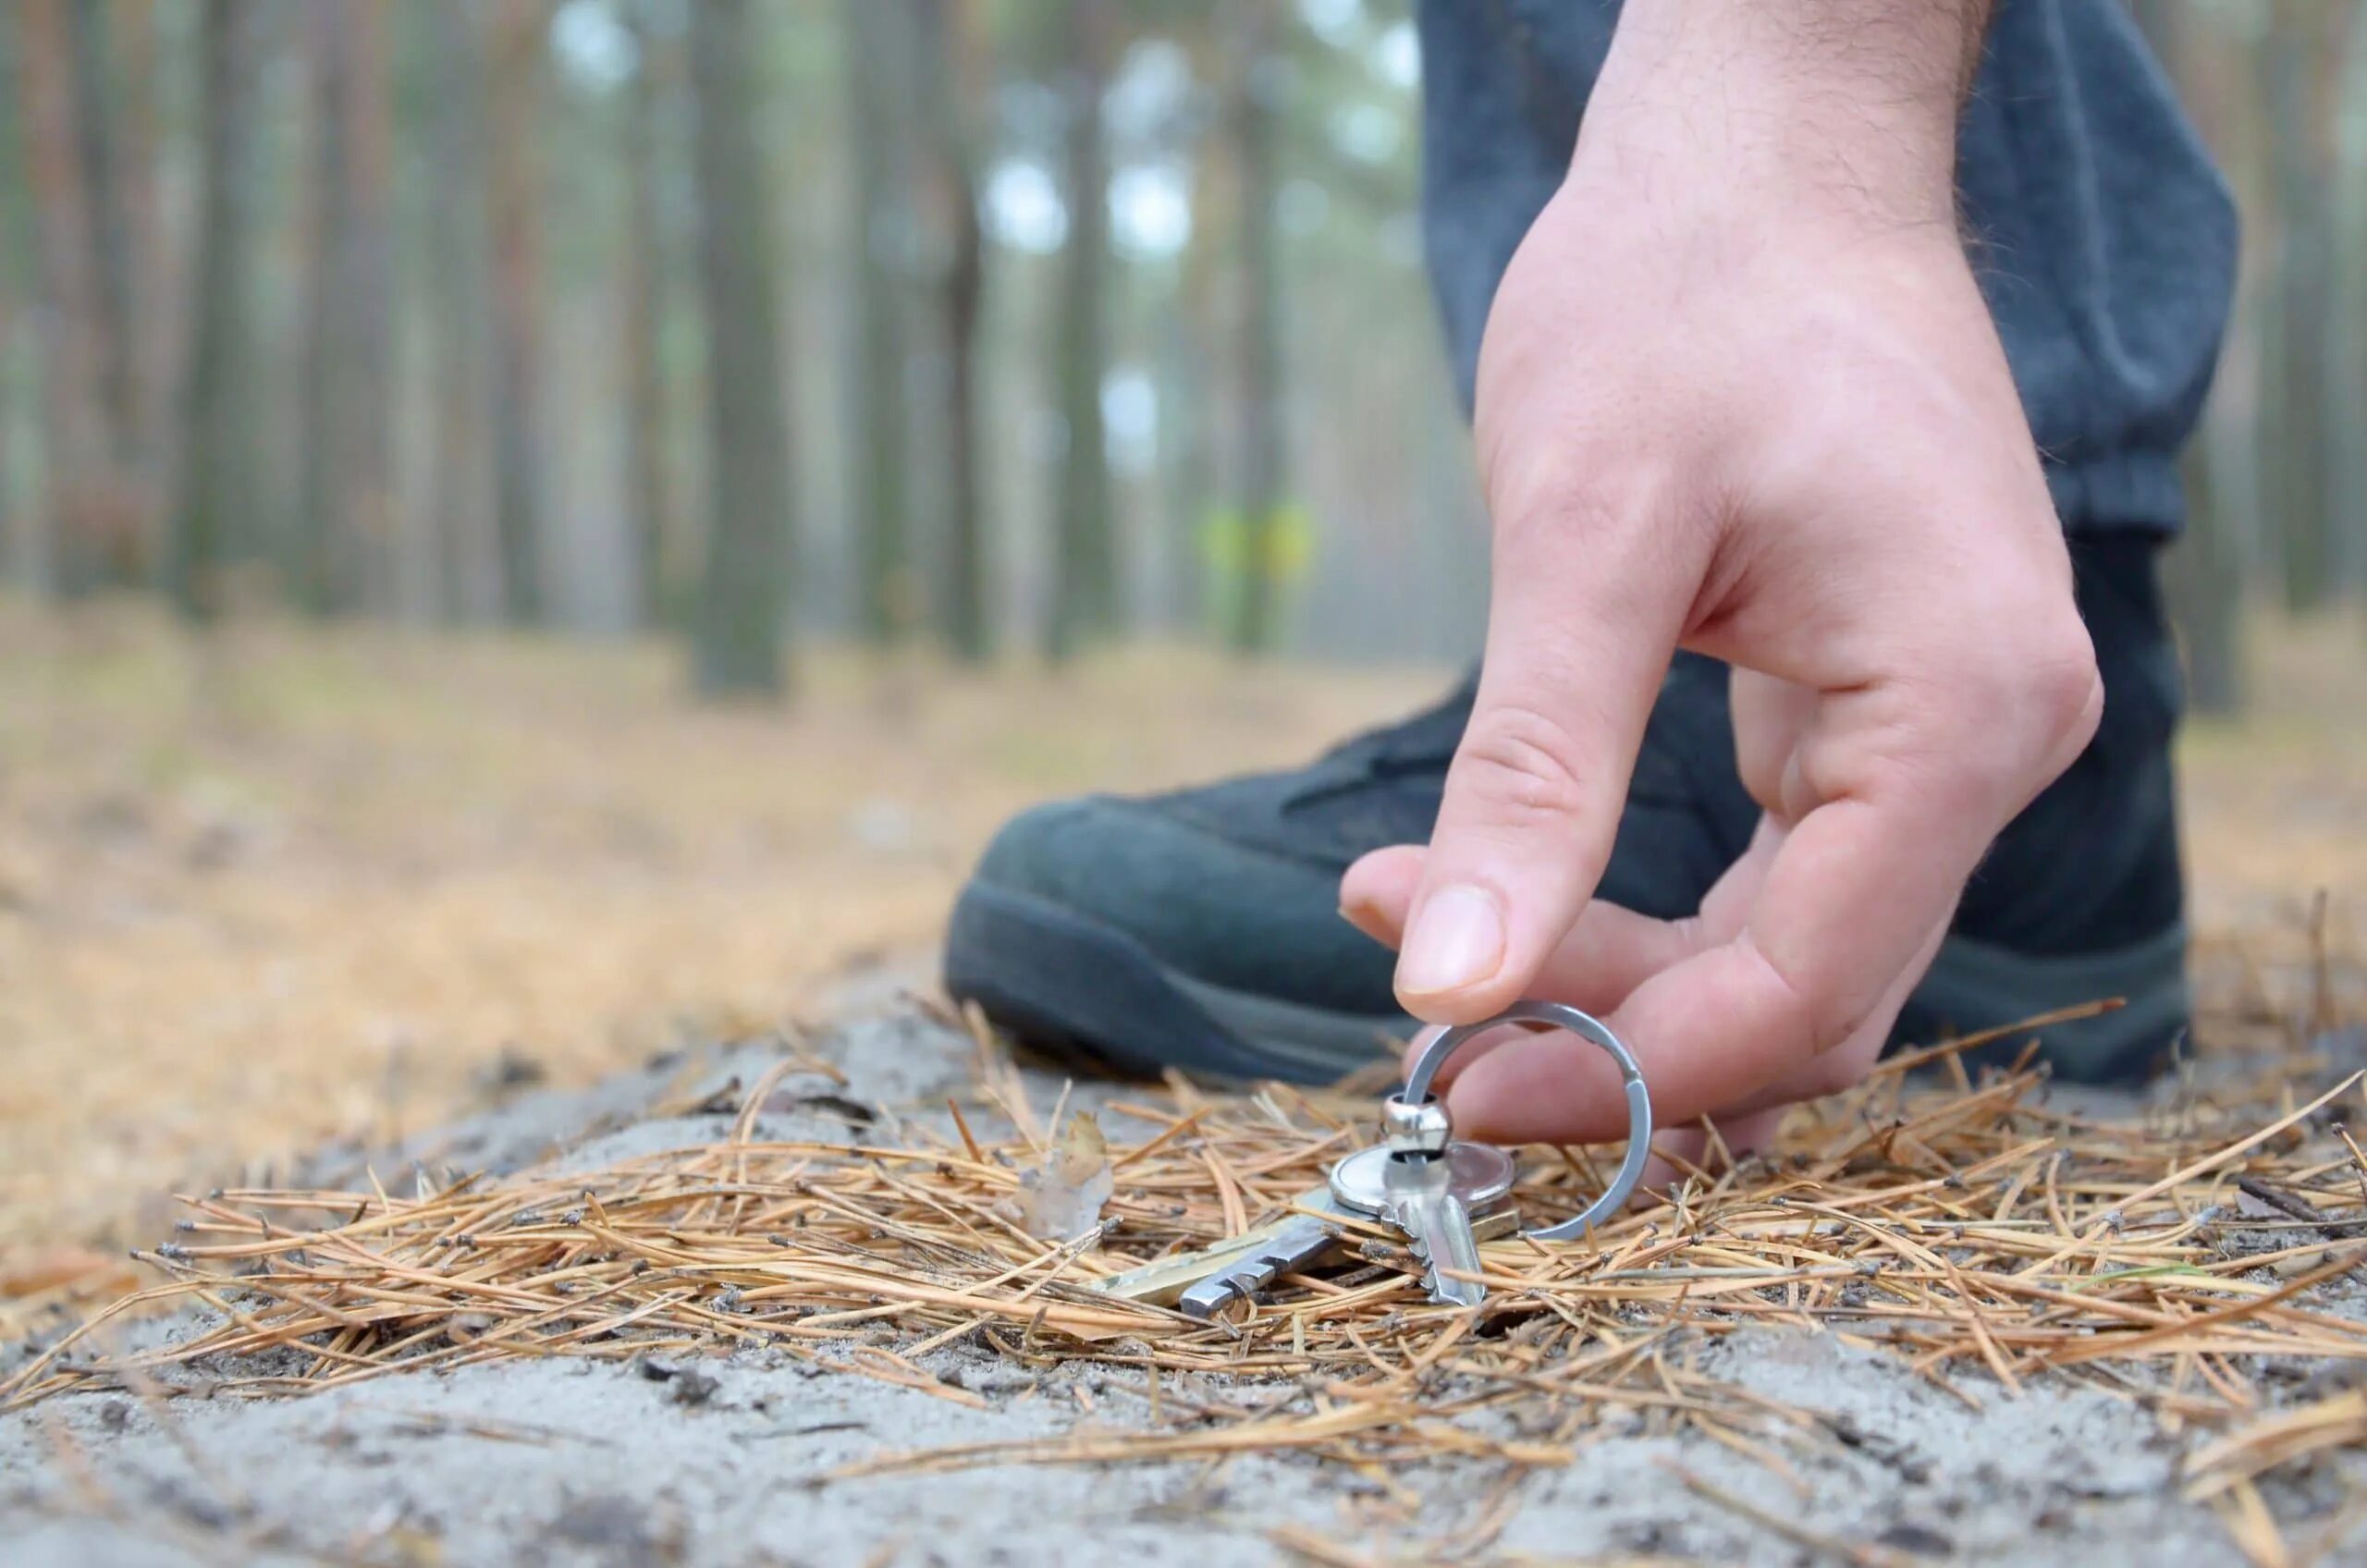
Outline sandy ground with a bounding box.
[4,608,2362,1565]
[6,983,2363,1568]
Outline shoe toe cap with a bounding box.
[966,794,1398,1013]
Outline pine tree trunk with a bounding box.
[2263,6,2334,612]
[297,1,394,615]
[914,0,988,661]
[16,0,131,594]
[168,0,262,625]
[485,0,551,625]
[619,0,677,631]
[845,0,914,645]
[1045,0,1114,661]
[2328,4,2367,603]
[687,0,792,697]
[344,1,396,614]
[423,0,499,623]
[296,0,347,609]
[1163,170,1226,636]
[2134,0,2246,713]
[65,0,141,484]
[1225,0,1285,656]
[114,0,175,506]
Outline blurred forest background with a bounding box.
[0,0,2356,698]
[1,0,2365,1295]
[0,0,1485,691]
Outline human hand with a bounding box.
[1340,0,2099,1158]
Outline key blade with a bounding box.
[1176,1212,1346,1320]
[1088,1187,1336,1310]
[1382,1150,1489,1308]
[1398,1190,1486,1307]
[1091,1233,1268,1305]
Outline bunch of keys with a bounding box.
[1094,1000,1655,1317]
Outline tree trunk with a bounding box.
[344,1,396,614]
[16,0,135,594]
[113,0,175,507]
[1045,0,1115,661]
[914,0,988,660]
[423,0,499,623]
[65,0,141,482]
[168,0,263,625]
[844,0,916,645]
[619,0,679,631]
[295,0,349,610]
[1225,0,1285,656]
[2263,5,2334,612]
[687,0,792,697]
[294,1,394,616]
[2135,0,2245,713]
[2328,3,2367,602]
[485,0,551,625]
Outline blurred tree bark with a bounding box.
[2330,4,2367,602]
[620,0,681,631]
[113,0,171,484]
[1046,0,1115,661]
[1225,0,1285,656]
[914,0,989,661]
[65,0,141,484]
[845,0,917,645]
[687,0,792,696]
[16,0,137,594]
[423,0,499,623]
[297,0,396,616]
[2135,0,2245,714]
[2261,3,2336,613]
[167,0,262,626]
[485,0,553,625]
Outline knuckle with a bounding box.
[2027,627,2104,753]
[1453,702,1596,832]
[1915,616,2103,802]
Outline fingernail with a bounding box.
[1396,884,1504,998]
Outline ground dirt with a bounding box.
[9,999,2363,1568]
[3,605,2365,1565]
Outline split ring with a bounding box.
[1399,1000,1654,1243]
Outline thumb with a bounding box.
[1395,514,1690,1023]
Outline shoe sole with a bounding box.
[943,881,1409,1084]
[947,882,2190,1088]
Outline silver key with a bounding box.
[1090,1184,1336,1309]
[1330,1137,1516,1307]
[1134,1149,1518,1318]
[1173,1195,1353,1319]
[1372,1094,1490,1305]
[1383,1150,1487,1306]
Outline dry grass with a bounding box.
[0,600,1436,1264]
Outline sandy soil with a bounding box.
[6,987,2362,1568]
[4,608,2362,1565]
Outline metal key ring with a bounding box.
[1399,1000,1653,1243]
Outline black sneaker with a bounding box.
[945,536,2189,1086]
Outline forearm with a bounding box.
[1586,0,1994,226]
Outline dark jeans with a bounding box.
[1415,0,2238,538]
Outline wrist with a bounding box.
[1580,0,1983,233]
